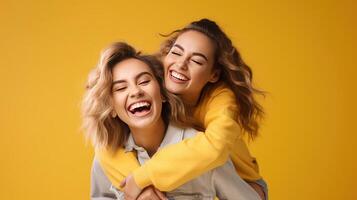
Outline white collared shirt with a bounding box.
[124,124,194,165]
[91,124,261,200]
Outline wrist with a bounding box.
[132,164,152,189]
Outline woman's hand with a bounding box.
[120,175,142,200]
[137,186,167,200]
[247,182,266,200]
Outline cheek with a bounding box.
[164,54,177,66]
[112,95,125,112]
[189,67,201,77]
[151,85,164,103]
[190,68,212,86]
[154,93,163,114]
[163,58,170,71]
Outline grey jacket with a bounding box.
[91,124,262,200]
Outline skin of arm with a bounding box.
[136,186,167,200]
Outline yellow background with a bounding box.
[1,0,356,199]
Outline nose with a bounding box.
[175,59,188,70]
[129,85,144,98]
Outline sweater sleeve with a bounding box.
[132,86,243,191]
[96,148,141,190]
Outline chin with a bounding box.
[131,119,154,129]
[130,114,162,130]
[165,84,182,94]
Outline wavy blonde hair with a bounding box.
[159,19,265,140]
[82,42,193,151]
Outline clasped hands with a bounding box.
[120,174,167,200]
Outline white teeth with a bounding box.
[171,71,188,81]
[129,101,150,111]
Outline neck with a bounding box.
[180,93,200,107]
[130,118,166,157]
[181,84,212,107]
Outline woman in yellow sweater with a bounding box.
[97,19,267,199]
[87,42,261,200]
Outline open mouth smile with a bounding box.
[169,70,189,82]
[127,101,152,117]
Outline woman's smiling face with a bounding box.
[163,30,219,104]
[111,58,163,130]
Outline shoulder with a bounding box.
[200,82,239,117]
[200,82,236,108]
[182,127,199,139]
[167,123,199,140]
[207,82,235,99]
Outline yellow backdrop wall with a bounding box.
[0,0,356,199]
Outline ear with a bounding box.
[209,69,221,83]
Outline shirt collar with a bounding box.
[124,123,184,153]
[124,134,137,152]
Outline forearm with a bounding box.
[133,104,242,190]
[133,132,231,191]
[96,148,140,189]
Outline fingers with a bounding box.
[154,188,167,200]
[137,186,163,200]
[124,193,137,200]
[124,188,140,200]
[247,182,265,200]
[120,178,127,188]
[123,175,142,199]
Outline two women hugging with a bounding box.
[82,18,267,200]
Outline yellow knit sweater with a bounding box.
[97,82,261,191]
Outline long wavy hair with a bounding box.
[82,42,193,151]
[159,18,265,140]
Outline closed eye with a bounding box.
[114,87,126,92]
[191,60,203,65]
[171,51,182,56]
[139,80,150,85]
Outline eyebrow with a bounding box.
[112,71,153,86]
[173,44,208,61]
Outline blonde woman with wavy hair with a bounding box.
[82,42,190,199]
[96,19,268,200]
[82,42,190,151]
[84,42,261,200]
